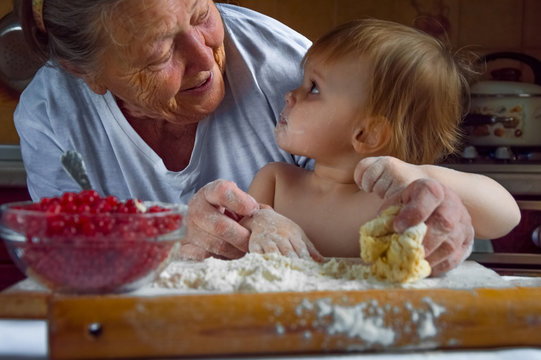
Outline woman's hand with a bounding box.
[240,208,324,261]
[393,179,474,276]
[180,180,260,260]
[354,157,474,276]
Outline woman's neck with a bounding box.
[119,101,198,172]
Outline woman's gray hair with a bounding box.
[16,0,127,75]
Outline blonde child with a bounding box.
[241,19,520,275]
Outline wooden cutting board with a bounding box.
[47,287,541,359]
[2,261,541,359]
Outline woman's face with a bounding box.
[275,55,371,162]
[90,0,225,124]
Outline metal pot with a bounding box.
[0,11,45,94]
[463,52,541,147]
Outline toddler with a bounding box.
[241,19,520,274]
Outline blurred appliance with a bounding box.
[445,52,541,275]
[448,52,541,195]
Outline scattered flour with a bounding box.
[292,296,447,349]
[307,298,396,346]
[153,253,509,293]
[154,253,374,293]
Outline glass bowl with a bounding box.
[0,194,186,294]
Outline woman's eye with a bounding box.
[309,81,320,94]
[147,47,173,70]
[194,6,210,24]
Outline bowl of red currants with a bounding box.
[0,190,186,294]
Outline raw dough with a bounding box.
[359,206,431,283]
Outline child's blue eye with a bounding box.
[309,81,320,94]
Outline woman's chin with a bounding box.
[173,78,225,122]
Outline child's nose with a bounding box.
[285,91,295,105]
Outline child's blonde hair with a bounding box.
[303,18,478,164]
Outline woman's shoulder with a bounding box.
[28,62,81,88]
[217,3,311,50]
[216,4,284,26]
[19,63,87,106]
[15,62,107,130]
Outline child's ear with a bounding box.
[352,117,391,155]
[59,59,108,95]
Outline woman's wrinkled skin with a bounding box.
[182,180,260,260]
[88,0,226,123]
[390,179,474,275]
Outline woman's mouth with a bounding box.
[182,72,213,93]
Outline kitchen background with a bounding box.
[1,0,541,288]
[1,0,541,144]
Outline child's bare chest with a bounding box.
[274,185,383,257]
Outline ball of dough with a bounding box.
[359,206,431,283]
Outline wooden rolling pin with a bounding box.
[48,287,541,359]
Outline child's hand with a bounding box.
[354,156,425,199]
[240,208,324,261]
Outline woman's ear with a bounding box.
[352,117,391,155]
[58,59,108,95]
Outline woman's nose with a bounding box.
[177,30,215,73]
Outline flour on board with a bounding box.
[152,252,508,293]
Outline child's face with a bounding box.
[276,55,370,161]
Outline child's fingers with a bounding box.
[354,156,382,192]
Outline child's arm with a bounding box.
[420,165,520,239]
[354,156,520,239]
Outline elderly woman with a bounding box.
[14,0,518,275]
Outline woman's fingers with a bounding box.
[185,180,259,258]
[394,178,474,276]
[202,179,259,217]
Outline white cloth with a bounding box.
[14,4,312,204]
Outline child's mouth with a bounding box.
[278,112,288,125]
